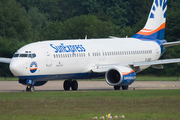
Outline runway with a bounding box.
[0,81,180,92]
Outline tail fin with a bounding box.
[132,0,168,40]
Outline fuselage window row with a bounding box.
[102,50,152,56]
[53,50,152,58]
[53,53,86,58]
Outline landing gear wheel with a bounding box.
[63,80,71,90]
[114,86,120,90]
[71,80,78,90]
[122,85,129,90]
[26,85,35,92]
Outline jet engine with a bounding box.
[105,66,136,86]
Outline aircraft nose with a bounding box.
[10,59,24,76]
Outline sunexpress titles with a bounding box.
[50,43,86,54]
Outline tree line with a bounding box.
[0,0,180,77]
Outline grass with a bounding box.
[135,75,180,81]
[0,90,180,120]
[0,75,180,81]
[0,77,18,81]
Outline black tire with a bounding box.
[26,85,35,92]
[71,80,78,90]
[122,85,129,90]
[26,86,29,91]
[63,80,71,90]
[114,86,120,90]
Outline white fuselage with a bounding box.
[10,38,162,81]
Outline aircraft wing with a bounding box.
[0,57,11,63]
[132,58,180,67]
[92,58,180,73]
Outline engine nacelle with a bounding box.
[105,66,136,86]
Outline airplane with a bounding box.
[1,0,180,92]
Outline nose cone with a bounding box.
[10,59,24,76]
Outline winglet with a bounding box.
[132,0,168,40]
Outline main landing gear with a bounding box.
[63,80,78,91]
[114,85,129,90]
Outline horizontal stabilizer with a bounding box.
[162,41,180,47]
[109,36,120,39]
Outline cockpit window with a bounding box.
[19,54,28,57]
[13,53,36,58]
[32,54,36,58]
[28,54,36,58]
[28,54,32,58]
[13,54,19,57]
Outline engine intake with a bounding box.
[105,66,136,86]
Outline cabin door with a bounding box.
[42,47,52,67]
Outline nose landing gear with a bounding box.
[26,85,35,92]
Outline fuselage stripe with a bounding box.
[30,67,37,70]
[122,70,135,76]
[137,23,165,36]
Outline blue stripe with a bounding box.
[164,11,167,18]
[17,72,105,81]
[155,0,159,7]
[163,0,168,10]
[150,13,154,18]
[152,6,156,11]
[160,0,163,6]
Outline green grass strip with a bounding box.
[0,90,180,120]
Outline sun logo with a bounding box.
[150,0,167,19]
[30,61,38,73]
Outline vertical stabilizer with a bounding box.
[132,0,168,40]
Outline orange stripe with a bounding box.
[137,23,165,35]
[122,70,135,76]
[30,67,37,70]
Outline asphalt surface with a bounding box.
[0,81,180,92]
